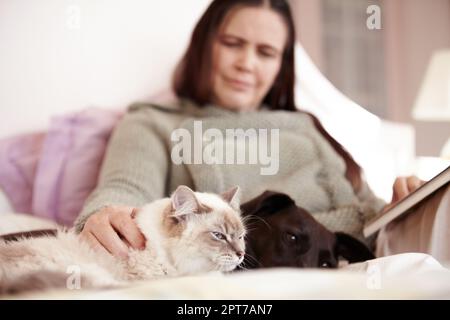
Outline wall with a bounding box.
[383,0,450,156]
[289,0,324,71]
[291,0,450,156]
[0,0,210,139]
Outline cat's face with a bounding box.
[187,208,246,272]
[166,186,246,274]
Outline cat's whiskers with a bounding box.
[242,216,259,228]
[214,253,242,272]
[238,262,250,271]
[217,254,234,263]
[244,253,262,268]
[243,227,257,233]
[244,215,271,231]
[242,215,262,224]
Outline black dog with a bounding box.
[240,191,375,269]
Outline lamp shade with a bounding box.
[412,50,450,121]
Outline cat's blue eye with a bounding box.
[211,232,226,241]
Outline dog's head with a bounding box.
[240,191,375,269]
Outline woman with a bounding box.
[76,0,445,261]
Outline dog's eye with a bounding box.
[211,232,226,240]
[285,233,297,243]
[320,262,331,268]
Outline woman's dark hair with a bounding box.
[174,0,295,110]
[173,0,362,192]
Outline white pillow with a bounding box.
[0,213,58,235]
[295,43,416,201]
[0,188,13,214]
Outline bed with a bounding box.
[3,252,450,299]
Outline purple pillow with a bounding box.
[1,93,178,225]
[32,108,123,226]
[0,132,46,213]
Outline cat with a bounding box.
[0,185,246,295]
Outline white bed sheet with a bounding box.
[2,214,449,300]
[5,253,449,300]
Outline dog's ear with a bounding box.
[334,232,375,263]
[240,191,295,216]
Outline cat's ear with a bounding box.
[170,185,200,221]
[221,186,240,211]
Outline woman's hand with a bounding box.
[79,206,146,258]
[382,176,426,213]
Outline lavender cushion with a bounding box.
[31,108,123,226]
[0,92,174,226]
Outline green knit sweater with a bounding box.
[75,99,386,245]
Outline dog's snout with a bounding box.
[236,251,244,258]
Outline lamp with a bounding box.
[412,49,450,159]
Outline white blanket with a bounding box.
[2,214,449,300]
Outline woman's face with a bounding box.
[211,6,288,112]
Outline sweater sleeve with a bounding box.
[312,178,387,248]
[74,108,169,233]
[356,174,387,223]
